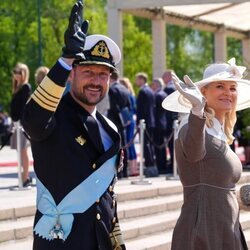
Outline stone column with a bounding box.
[242,38,250,79]
[152,17,166,78]
[107,0,123,75]
[214,28,227,62]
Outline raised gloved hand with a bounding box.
[62,0,89,60]
[172,73,206,117]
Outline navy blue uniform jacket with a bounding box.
[22,62,125,250]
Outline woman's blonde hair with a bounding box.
[202,87,237,145]
[12,62,30,93]
[35,66,49,85]
[119,77,135,95]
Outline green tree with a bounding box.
[227,37,243,64]
[123,14,152,94]
[0,0,107,112]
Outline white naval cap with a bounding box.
[74,34,121,72]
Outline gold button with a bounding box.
[96,199,100,203]
[92,163,96,169]
[113,199,116,207]
[96,213,101,220]
[109,185,113,192]
[112,217,116,223]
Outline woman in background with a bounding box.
[119,77,138,176]
[10,62,32,187]
[34,66,49,85]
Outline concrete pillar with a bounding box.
[242,38,250,79]
[107,0,123,75]
[214,28,227,62]
[152,17,166,78]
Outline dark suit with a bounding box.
[22,62,125,250]
[164,85,178,173]
[107,82,131,131]
[136,84,155,167]
[154,88,168,174]
[107,82,131,177]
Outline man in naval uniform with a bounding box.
[22,1,126,249]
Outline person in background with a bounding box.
[22,1,126,249]
[107,71,131,178]
[119,77,138,176]
[234,109,250,167]
[162,70,178,174]
[10,62,32,187]
[151,78,168,175]
[35,66,50,85]
[0,105,11,147]
[135,72,158,177]
[162,58,250,250]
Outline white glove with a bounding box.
[172,73,206,117]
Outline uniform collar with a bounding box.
[90,107,97,120]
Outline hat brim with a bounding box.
[75,60,117,72]
[162,78,250,113]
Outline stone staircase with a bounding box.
[1,174,250,250]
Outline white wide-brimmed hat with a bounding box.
[162,58,250,112]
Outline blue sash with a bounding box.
[34,155,117,241]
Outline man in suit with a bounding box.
[22,1,125,249]
[107,71,131,178]
[162,70,178,174]
[151,78,168,174]
[135,72,158,177]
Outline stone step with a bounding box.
[1,205,250,247]
[0,205,181,243]
[2,228,250,250]
[0,180,182,221]
[1,173,250,248]
[117,194,183,220]
[1,210,250,250]
[0,216,33,243]
[126,230,173,250]
[0,172,249,222]
[121,210,180,241]
[0,237,33,250]
[240,211,250,231]
[115,179,182,202]
[2,229,250,250]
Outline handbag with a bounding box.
[240,184,250,206]
[118,106,133,127]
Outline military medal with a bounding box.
[49,222,64,240]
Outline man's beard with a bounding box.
[73,85,106,106]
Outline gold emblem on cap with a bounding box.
[75,135,86,146]
[91,41,110,59]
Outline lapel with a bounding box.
[96,112,121,156]
[75,112,103,154]
[63,93,121,160]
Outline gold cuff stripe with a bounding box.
[110,234,124,248]
[110,222,124,247]
[37,85,60,103]
[39,76,65,99]
[32,94,57,112]
[34,89,59,107]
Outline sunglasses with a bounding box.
[13,69,22,75]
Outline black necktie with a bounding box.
[86,115,105,153]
